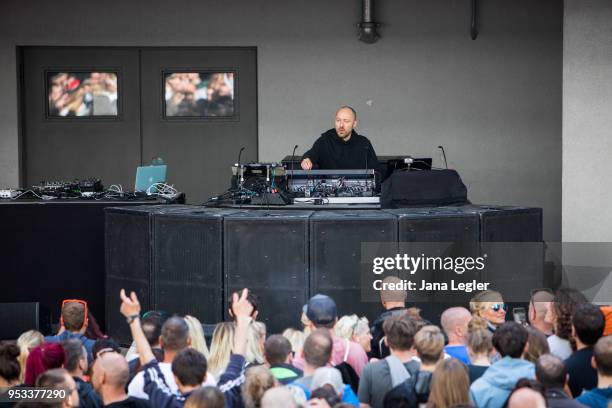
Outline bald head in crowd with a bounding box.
[380,276,406,308]
[507,387,547,408]
[92,352,130,404]
[303,329,333,369]
[535,354,567,389]
[441,307,472,345]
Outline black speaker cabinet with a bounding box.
[309,211,398,323]
[153,208,239,325]
[386,208,480,305]
[461,205,544,302]
[224,210,312,334]
[0,303,51,340]
[104,204,193,344]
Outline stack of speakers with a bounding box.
[105,204,543,343]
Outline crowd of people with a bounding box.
[1,281,611,408]
[164,73,234,117]
[48,72,118,117]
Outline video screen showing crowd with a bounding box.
[205,105,463,207]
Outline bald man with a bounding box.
[508,387,547,408]
[441,307,472,365]
[91,352,149,407]
[301,106,379,171]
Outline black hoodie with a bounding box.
[302,128,379,171]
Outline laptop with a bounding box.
[135,165,167,193]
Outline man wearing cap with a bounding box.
[292,294,368,377]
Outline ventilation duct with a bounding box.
[357,0,380,44]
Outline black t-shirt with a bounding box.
[104,397,151,408]
[565,347,598,397]
[302,129,379,170]
[468,364,489,383]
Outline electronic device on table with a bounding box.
[285,169,376,198]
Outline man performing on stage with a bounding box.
[301,106,380,170]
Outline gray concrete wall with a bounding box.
[564,0,612,242]
[0,0,562,241]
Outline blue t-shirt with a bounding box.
[444,345,470,365]
[576,387,612,408]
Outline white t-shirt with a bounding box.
[128,361,217,400]
[547,335,572,360]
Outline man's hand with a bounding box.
[120,289,141,318]
[232,288,254,319]
[301,158,313,170]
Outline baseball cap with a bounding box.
[306,294,337,326]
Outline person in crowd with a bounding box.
[184,386,225,408]
[575,335,612,408]
[282,328,306,356]
[207,322,235,377]
[358,315,420,408]
[466,317,494,383]
[126,314,164,384]
[335,315,373,356]
[62,338,102,408]
[45,300,96,360]
[33,368,80,408]
[125,312,166,363]
[292,295,368,377]
[246,321,266,367]
[470,322,535,408]
[122,288,252,408]
[16,330,44,384]
[300,106,379,171]
[545,288,588,359]
[506,379,547,408]
[469,290,507,333]
[241,365,277,408]
[310,367,359,406]
[536,353,588,408]
[529,290,555,336]
[184,315,210,359]
[85,311,107,341]
[24,343,65,386]
[413,325,445,403]
[127,314,198,399]
[264,334,302,385]
[91,350,149,408]
[370,276,409,359]
[261,386,299,408]
[524,326,551,363]
[426,358,471,408]
[565,303,605,397]
[292,329,333,393]
[0,343,21,401]
[440,307,472,365]
[309,385,341,407]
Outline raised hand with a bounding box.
[120,289,141,318]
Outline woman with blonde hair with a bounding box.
[16,330,44,383]
[207,322,235,377]
[241,365,277,408]
[184,315,210,358]
[281,328,306,355]
[426,358,471,408]
[466,316,493,383]
[469,290,506,332]
[246,321,266,366]
[334,315,373,354]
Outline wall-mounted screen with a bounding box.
[47,72,118,117]
[164,72,235,117]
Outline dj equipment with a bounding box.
[285,169,376,198]
[78,178,104,192]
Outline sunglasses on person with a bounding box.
[491,303,507,312]
[61,299,89,328]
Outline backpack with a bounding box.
[333,339,360,394]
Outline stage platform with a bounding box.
[105,204,544,343]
